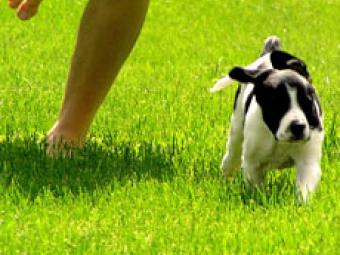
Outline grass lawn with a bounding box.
[0,0,339,254]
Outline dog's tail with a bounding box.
[261,35,281,56]
[210,75,234,93]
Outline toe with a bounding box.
[17,0,42,20]
[8,0,22,9]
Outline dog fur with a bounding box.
[211,36,324,202]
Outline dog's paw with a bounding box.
[296,183,317,205]
[221,158,241,180]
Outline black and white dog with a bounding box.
[211,36,323,202]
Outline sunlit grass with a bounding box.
[0,0,339,254]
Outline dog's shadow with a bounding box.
[0,134,176,200]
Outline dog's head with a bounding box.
[229,51,322,142]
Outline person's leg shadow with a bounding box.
[0,133,175,200]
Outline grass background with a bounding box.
[0,0,339,254]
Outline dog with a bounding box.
[210,36,324,202]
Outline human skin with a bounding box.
[9,0,42,20]
[7,0,150,152]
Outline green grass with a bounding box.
[0,0,339,254]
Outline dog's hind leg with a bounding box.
[221,137,243,179]
[221,108,244,179]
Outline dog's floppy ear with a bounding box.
[229,66,272,84]
[228,66,259,83]
[271,50,310,80]
[209,67,260,93]
[210,66,273,93]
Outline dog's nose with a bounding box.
[290,121,306,139]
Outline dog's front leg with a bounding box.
[295,161,321,203]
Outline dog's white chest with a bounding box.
[242,103,298,171]
[247,143,294,171]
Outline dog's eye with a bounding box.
[306,87,315,101]
[306,94,313,101]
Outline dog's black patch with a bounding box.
[228,61,322,138]
[229,67,290,136]
[271,50,311,82]
[270,51,322,130]
[254,82,291,137]
[244,91,254,115]
[296,85,323,130]
[229,67,291,137]
[229,66,273,84]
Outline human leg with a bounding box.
[47,0,150,150]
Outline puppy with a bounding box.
[211,36,324,202]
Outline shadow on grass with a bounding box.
[0,134,302,205]
[0,134,176,199]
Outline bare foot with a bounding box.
[8,0,42,20]
[46,121,85,157]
